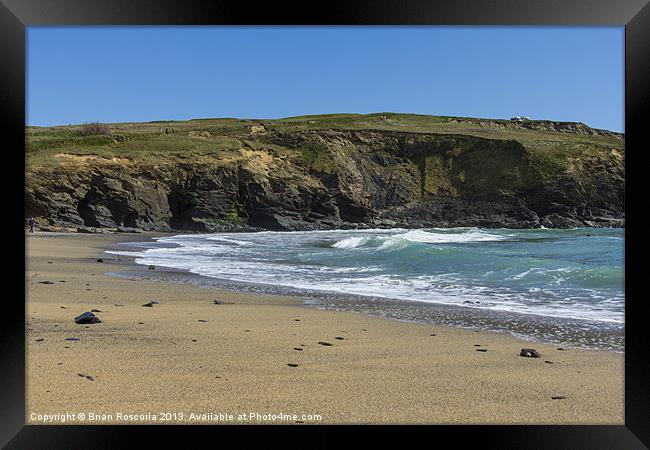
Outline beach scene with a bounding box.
[26,27,624,424]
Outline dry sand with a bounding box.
[26,233,624,424]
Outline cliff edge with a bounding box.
[25,113,624,231]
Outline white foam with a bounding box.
[332,236,370,248]
[109,229,624,324]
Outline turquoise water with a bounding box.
[111,227,624,324]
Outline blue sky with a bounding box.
[27,27,624,132]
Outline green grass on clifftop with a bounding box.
[26,113,624,168]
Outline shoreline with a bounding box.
[106,231,624,352]
[26,232,624,424]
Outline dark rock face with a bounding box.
[26,130,624,232]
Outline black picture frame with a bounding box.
[4,0,649,447]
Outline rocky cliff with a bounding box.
[25,114,625,231]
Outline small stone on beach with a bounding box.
[35,338,44,342]
[142,302,155,307]
[148,265,156,270]
[287,363,299,367]
[74,312,101,324]
[520,348,540,358]
[39,281,54,285]
[551,396,567,400]
[198,320,207,323]
[91,309,102,313]
[96,259,104,263]
[65,337,80,342]
[476,349,488,352]
[318,341,333,346]
[335,337,344,340]
[293,348,303,351]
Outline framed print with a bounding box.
[3,0,650,447]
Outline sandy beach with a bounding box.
[26,232,624,424]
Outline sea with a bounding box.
[107,227,625,351]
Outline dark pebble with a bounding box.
[65,337,80,342]
[474,344,481,347]
[287,363,299,367]
[114,304,124,307]
[75,312,101,324]
[476,349,488,352]
[557,347,565,351]
[198,320,208,323]
[293,348,303,351]
[91,309,102,313]
[35,338,44,342]
[142,302,155,307]
[138,322,144,325]
[86,375,95,381]
[430,333,437,336]
[60,306,67,309]
[318,341,333,346]
[78,373,85,377]
[551,396,567,400]
[148,265,156,270]
[96,259,104,263]
[294,319,301,322]
[544,360,554,364]
[335,337,344,340]
[39,281,54,285]
[520,348,540,358]
[213,300,223,305]
[191,339,197,342]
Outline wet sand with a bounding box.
[26,233,624,424]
